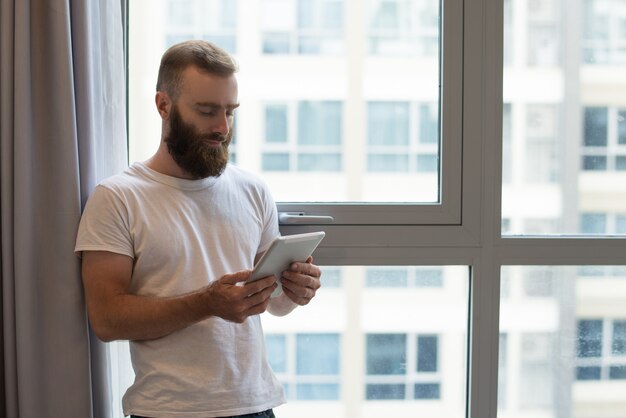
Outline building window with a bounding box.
[165,0,237,52]
[582,0,626,64]
[367,101,439,173]
[266,333,341,400]
[576,319,626,380]
[262,101,343,172]
[520,333,553,408]
[365,266,443,287]
[261,0,344,54]
[368,0,439,57]
[580,212,626,235]
[580,213,607,234]
[525,104,559,182]
[582,106,626,171]
[365,333,440,400]
[526,0,560,66]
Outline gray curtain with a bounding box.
[0,0,127,417]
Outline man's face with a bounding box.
[163,68,239,179]
[164,103,233,179]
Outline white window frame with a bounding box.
[276,0,463,226]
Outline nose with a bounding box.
[212,111,230,137]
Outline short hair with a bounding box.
[156,40,238,99]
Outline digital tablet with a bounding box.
[249,231,325,297]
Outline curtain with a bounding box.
[0,0,127,417]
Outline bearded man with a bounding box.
[75,40,322,418]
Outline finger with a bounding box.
[281,283,313,306]
[243,275,277,295]
[281,270,321,291]
[220,270,252,284]
[288,261,321,278]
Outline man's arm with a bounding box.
[267,256,322,317]
[81,250,277,342]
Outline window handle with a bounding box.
[279,212,335,225]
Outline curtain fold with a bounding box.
[1,0,127,417]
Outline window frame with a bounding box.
[276,0,463,226]
[125,1,626,417]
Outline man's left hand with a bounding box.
[279,256,321,306]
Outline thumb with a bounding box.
[220,269,252,285]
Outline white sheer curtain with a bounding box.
[0,0,127,417]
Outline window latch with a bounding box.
[278,212,334,225]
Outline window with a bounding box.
[582,106,626,172]
[266,333,341,400]
[367,101,439,173]
[261,101,342,173]
[261,0,344,54]
[582,0,626,64]
[365,333,440,400]
[499,267,626,416]
[365,266,443,287]
[368,0,439,57]
[526,0,559,66]
[580,212,626,235]
[503,1,626,236]
[123,1,626,418]
[525,104,559,182]
[164,0,237,52]
[520,333,553,407]
[576,319,626,381]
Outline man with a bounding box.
[76,40,322,418]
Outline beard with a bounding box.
[164,104,232,179]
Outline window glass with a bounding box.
[416,335,438,372]
[261,265,468,416]
[498,266,626,417]
[297,333,340,374]
[367,333,407,375]
[612,321,626,355]
[130,0,443,206]
[261,0,344,54]
[165,0,237,53]
[520,333,553,407]
[298,101,342,145]
[365,266,444,287]
[502,0,626,236]
[580,213,607,234]
[367,101,440,177]
[584,107,608,147]
[582,0,626,64]
[261,101,343,174]
[265,104,289,143]
[526,0,559,66]
[618,109,626,144]
[368,0,439,57]
[368,102,410,146]
[266,334,288,372]
[525,104,559,183]
[366,267,409,287]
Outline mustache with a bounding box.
[200,133,227,142]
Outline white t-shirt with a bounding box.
[75,162,285,417]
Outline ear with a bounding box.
[155,91,172,120]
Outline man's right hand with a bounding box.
[82,250,277,342]
[202,271,277,323]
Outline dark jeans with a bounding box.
[131,409,275,418]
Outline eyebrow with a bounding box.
[195,102,240,110]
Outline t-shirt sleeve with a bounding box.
[74,184,135,259]
[257,183,280,255]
